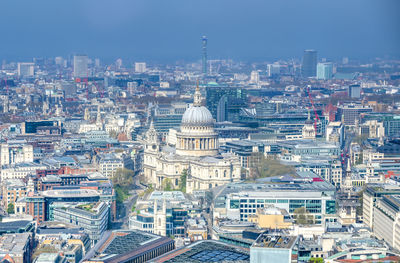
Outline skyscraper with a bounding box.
[301,50,317,78]
[205,83,246,122]
[348,84,361,99]
[17,62,35,77]
[135,62,147,73]
[317,62,333,80]
[73,55,88,78]
[202,36,207,75]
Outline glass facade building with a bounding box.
[316,62,333,80]
[301,50,317,77]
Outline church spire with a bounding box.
[193,81,202,107]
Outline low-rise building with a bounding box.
[0,232,33,263]
[250,231,299,263]
[82,230,174,263]
[1,179,27,211]
[214,172,336,225]
[248,206,293,229]
[0,140,33,166]
[1,163,47,180]
[362,184,400,228]
[53,202,109,246]
[96,153,123,178]
[373,195,400,250]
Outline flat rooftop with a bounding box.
[153,240,249,263]
[150,191,186,201]
[252,234,297,249]
[84,230,173,262]
[42,189,100,198]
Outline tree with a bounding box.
[115,186,128,204]
[162,178,173,191]
[293,207,314,225]
[249,152,295,180]
[179,169,188,193]
[309,258,324,263]
[7,203,14,214]
[112,168,134,189]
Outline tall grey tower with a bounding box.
[301,50,317,78]
[73,54,88,78]
[202,36,207,75]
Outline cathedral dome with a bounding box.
[181,106,214,127]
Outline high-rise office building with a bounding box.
[301,50,317,77]
[73,55,88,78]
[94,58,101,68]
[17,62,35,77]
[135,62,146,73]
[316,62,333,80]
[250,71,259,84]
[267,64,280,77]
[54,57,64,66]
[205,83,246,122]
[348,84,361,99]
[202,36,207,75]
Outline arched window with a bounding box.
[224,170,227,177]
[209,184,212,189]
[215,170,218,177]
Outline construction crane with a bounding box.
[85,74,89,100]
[307,86,320,133]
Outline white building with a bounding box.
[302,112,316,140]
[1,163,47,180]
[250,71,259,84]
[53,202,109,246]
[73,55,88,78]
[1,141,33,166]
[135,62,147,73]
[97,153,124,178]
[17,62,34,77]
[143,86,242,193]
[359,120,385,139]
[326,121,344,146]
[373,195,400,250]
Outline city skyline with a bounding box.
[0,0,399,62]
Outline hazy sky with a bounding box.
[0,0,399,62]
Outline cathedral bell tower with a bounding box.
[145,120,159,152]
[302,109,316,139]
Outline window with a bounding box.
[230,200,239,209]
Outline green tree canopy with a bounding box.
[309,258,324,263]
[249,152,295,180]
[162,178,173,191]
[112,168,134,189]
[179,169,188,193]
[7,203,14,214]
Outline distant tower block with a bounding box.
[202,36,208,75]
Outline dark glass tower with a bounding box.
[206,84,246,122]
[301,49,317,77]
[202,36,207,75]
